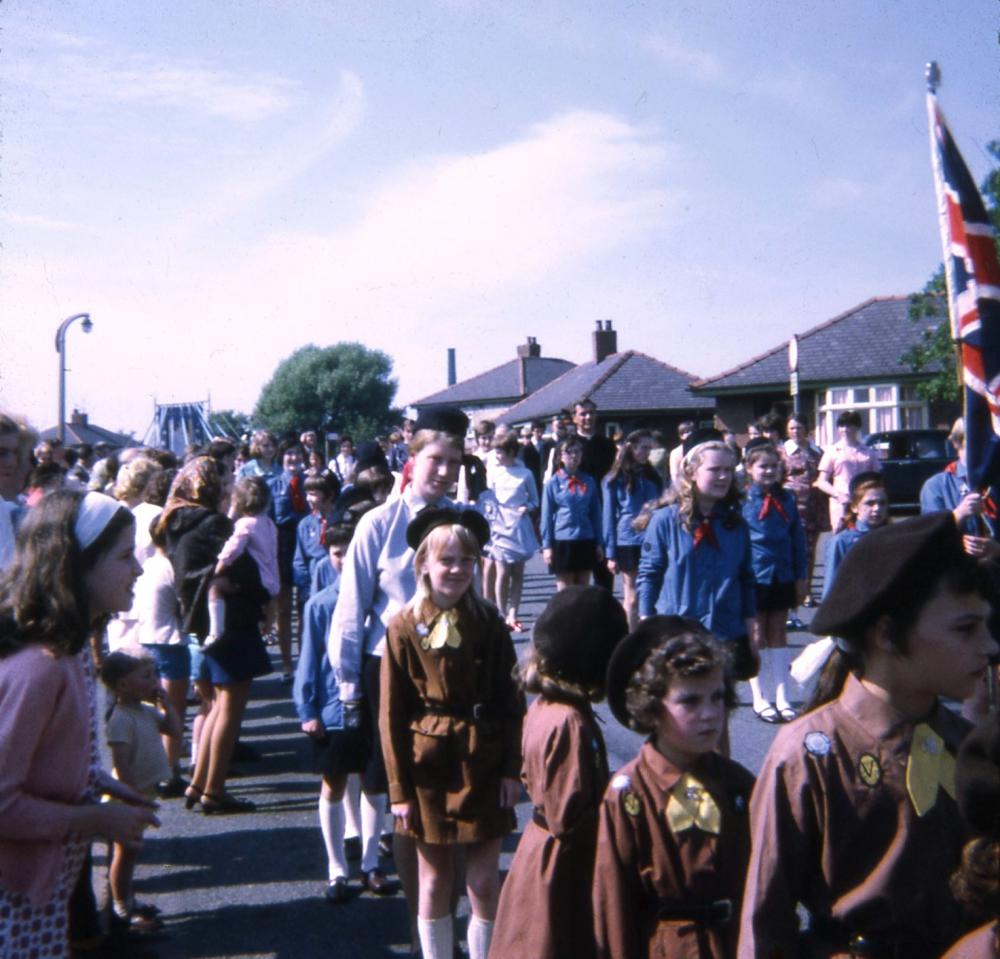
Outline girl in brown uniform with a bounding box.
[594,617,755,959]
[489,586,629,959]
[738,512,999,959]
[379,508,524,959]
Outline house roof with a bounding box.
[413,355,574,406]
[694,295,944,394]
[499,350,710,423]
[41,421,134,449]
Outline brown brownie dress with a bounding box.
[380,602,524,844]
[489,698,609,959]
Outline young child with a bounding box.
[101,650,181,933]
[822,470,888,597]
[293,470,342,606]
[294,522,383,904]
[206,475,279,649]
[489,587,628,959]
[740,439,807,724]
[541,435,603,590]
[594,617,755,958]
[481,432,539,631]
[738,513,999,958]
[602,429,663,628]
[380,508,524,959]
[635,429,756,683]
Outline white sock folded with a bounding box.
[417,915,454,959]
[207,595,226,642]
[467,915,494,959]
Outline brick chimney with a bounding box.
[593,320,617,363]
[517,337,540,396]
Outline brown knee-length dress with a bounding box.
[380,601,524,844]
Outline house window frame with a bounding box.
[814,383,928,445]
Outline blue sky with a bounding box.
[2,0,997,437]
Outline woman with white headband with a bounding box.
[0,490,160,959]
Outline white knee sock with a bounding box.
[344,775,362,842]
[749,648,773,709]
[318,795,347,880]
[207,595,226,640]
[417,915,454,959]
[467,915,494,959]
[360,791,382,873]
[773,647,792,712]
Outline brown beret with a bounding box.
[531,586,628,690]
[605,615,709,729]
[413,405,469,437]
[811,512,965,638]
[406,506,490,551]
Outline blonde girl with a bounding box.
[380,509,524,959]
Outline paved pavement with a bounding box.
[101,543,828,958]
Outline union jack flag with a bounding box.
[927,91,1000,489]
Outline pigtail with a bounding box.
[804,645,858,713]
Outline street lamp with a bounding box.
[54,312,93,444]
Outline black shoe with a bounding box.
[157,775,188,799]
[361,869,397,896]
[201,793,256,815]
[325,877,350,904]
[344,836,362,862]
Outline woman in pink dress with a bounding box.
[814,410,881,533]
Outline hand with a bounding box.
[962,534,1000,559]
[954,493,983,523]
[499,777,522,808]
[301,719,326,740]
[94,802,160,851]
[543,548,553,565]
[606,558,618,574]
[97,772,159,809]
[391,801,415,832]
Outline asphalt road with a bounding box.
[104,543,828,958]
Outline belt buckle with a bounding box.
[709,899,732,924]
[471,703,485,721]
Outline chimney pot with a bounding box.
[592,320,618,364]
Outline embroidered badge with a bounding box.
[857,754,881,788]
[623,792,641,817]
[804,731,831,757]
[611,773,631,791]
[643,541,652,552]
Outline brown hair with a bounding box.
[519,647,598,704]
[0,490,135,657]
[409,430,464,457]
[232,476,271,517]
[624,627,733,734]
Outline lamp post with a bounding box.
[55,312,93,444]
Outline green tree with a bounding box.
[209,408,253,439]
[903,140,1000,401]
[254,343,398,439]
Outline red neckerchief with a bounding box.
[562,470,587,495]
[692,515,718,550]
[758,489,789,522]
[944,461,998,518]
[288,472,308,513]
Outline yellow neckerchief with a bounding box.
[422,607,462,650]
[905,722,956,816]
[665,772,721,835]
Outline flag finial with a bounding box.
[926,61,941,93]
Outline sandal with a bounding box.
[753,704,782,724]
[183,785,203,810]
[777,706,798,723]
[200,792,255,815]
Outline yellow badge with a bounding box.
[623,792,641,817]
[857,753,881,788]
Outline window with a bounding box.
[814,383,929,445]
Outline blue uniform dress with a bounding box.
[821,521,872,599]
[602,472,662,571]
[636,504,755,642]
[542,469,603,574]
[920,462,1000,538]
[741,485,807,589]
[293,511,330,603]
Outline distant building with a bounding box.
[412,337,574,429]
[499,321,713,439]
[693,296,957,444]
[40,409,133,449]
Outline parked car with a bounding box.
[863,429,955,513]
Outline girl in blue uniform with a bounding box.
[635,430,756,684]
[740,440,806,724]
[822,471,888,598]
[603,429,663,627]
[541,436,603,590]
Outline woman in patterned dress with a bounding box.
[0,491,160,959]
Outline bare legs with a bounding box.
[189,679,252,800]
[495,560,526,628]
